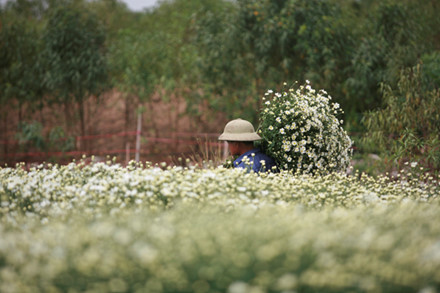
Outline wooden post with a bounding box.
[223,141,228,160]
[125,142,130,165]
[135,112,141,162]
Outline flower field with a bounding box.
[1,160,440,293]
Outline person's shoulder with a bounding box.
[259,150,277,164]
[255,149,272,158]
[242,148,260,158]
[254,150,275,164]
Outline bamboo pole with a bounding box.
[135,112,141,162]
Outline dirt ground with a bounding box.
[1,89,229,166]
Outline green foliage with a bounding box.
[362,63,440,170]
[192,0,439,129]
[421,52,440,91]
[14,122,74,153]
[193,0,354,123]
[1,0,60,18]
[258,82,352,173]
[109,29,177,101]
[41,4,109,139]
[48,126,75,152]
[344,2,422,116]
[108,0,212,103]
[0,14,44,111]
[15,121,45,151]
[86,0,135,39]
[192,1,258,120]
[42,5,108,102]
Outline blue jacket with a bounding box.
[233,148,277,173]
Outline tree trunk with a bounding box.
[169,91,176,152]
[135,111,141,162]
[78,98,86,152]
[18,101,23,125]
[64,100,77,149]
[147,99,159,157]
[3,110,7,156]
[148,99,159,138]
[39,99,45,126]
[124,93,131,150]
[64,101,71,132]
[255,77,262,125]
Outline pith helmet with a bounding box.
[218,118,262,141]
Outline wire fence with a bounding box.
[0,131,228,166]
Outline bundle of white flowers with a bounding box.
[258,81,353,173]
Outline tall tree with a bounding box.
[0,12,45,159]
[42,5,108,146]
[192,0,354,124]
[345,2,422,116]
[108,0,215,138]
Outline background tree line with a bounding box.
[1,0,439,172]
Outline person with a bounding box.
[218,118,277,173]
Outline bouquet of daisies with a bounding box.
[258,81,352,174]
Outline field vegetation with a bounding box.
[1,160,439,292]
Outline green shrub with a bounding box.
[362,62,440,171]
[48,126,74,152]
[15,121,45,151]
